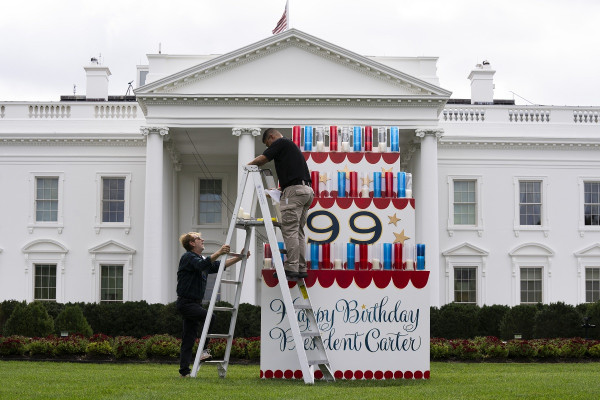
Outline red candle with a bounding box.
[264,243,272,258]
[359,244,368,270]
[322,243,331,269]
[311,171,320,196]
[385,172,393,198]
[329,126,338,151]
[365,126,373,152]
[394,243,403,270]
[349,171,358,197]
[292,126,301,147]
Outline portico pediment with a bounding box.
[443,242,489,257]
[136,29,450,113]
[89,240,136,254]
[574,243,600,258]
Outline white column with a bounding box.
[141,126,169,304]
[233,127,261,305]
[415,128,443,307]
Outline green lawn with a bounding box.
[1,361,600,399]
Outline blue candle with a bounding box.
[346,243,355,270]
[417,256,425,270]
[383,243,392,270]
[373,172,381,198]
[304,126,313,151]
[397,172,406,198]
[353,126,362,151]
[417,244,425,257]
[311,243,320,270]
[337,171,346,198]
[278,241,285,263]
[390,126,399,152]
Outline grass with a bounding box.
[1,361,600,399]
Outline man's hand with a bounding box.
[219,244,230,256]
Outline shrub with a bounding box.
[230,338,248,359]
[0,335,29,356]
[4,302,55,337]
[86,341,115,357]
[558,338,587,358]
[533,339,560,358]
[533,302,582,339]
[430,307,440,338]
[208,339,227,359]
[234,304,261,338]
[448,339,481,360]
[0,300,24,334]
[145,334,180,358]
[430,338,451,359]
[583,301,600,340]
[55,305,93,337]
[473,336,508,359]
[246,337,260,359]
[114,336,147,359]
[588,342,600,357]
[54,335,88,356]
[436,303,480,339]
[499,305,537,340]
[507,340,537,358]
[477,305,510,338]
[27,337,56,357]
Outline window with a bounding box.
[454,267,477,303]
[34,264,56,301]
[520,267,542,304]
[519,181,542,225]
[198,179,223,225]
[36,178,58,222]
[586,268,600,303]
[101,264,123,303]
[584,182,600,226]
[454,180,476,225]
[102,178,125,222]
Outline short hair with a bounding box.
[262,128,279,144]
[179,232,201,251]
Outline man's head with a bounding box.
[179,232,204,253]
[262,128,283,147]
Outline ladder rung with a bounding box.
[207,334,231,339]
[308,358,330,366]
[220,279,241,285]
[301,331,321,337]
[214,306,235,312]
[203,359,227,364]
[294,304,312,310]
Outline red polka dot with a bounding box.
[344,370,354,379]
[274,370,283,379]
[364,370,374,379]
[384,371,393,379]
[284,370,293,379]
[315,370,323,380]
[334,370,344,379]
[354,370,364,379]
[294,370,303,379]
[424,370,430,379]
[260,370,264,378]
[394,371,403,379]
[414,370,423,379]
[404,371,413,379]
[265,370,273,379]
[374,371,384,380]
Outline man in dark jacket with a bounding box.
[176,232,246,377]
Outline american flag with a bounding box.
[272,0,289,34]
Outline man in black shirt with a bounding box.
[176,232,246,377]
[248,128,314,280]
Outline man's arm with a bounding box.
[248,155,269,166]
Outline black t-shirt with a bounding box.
[262,137,311,189]
[176,251,220,300]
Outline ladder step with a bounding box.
[207,334,232,339]
[213,306,235,312]
[308,358,330,366]
[301,331,321,338]
[204,359,227,364]
[294,304,312,310]
[220,279,241,285]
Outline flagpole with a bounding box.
[287,0,291,29]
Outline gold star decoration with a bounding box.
[393,230,410,245]
[381,166,393,173]
[338,164,352,179]
[319,173,330,184]
[361,304,366,310]
[388,213,401,226]
[361,174,373,186]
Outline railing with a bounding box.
[95,105,138,119]
[29,104,71,118]
[0,101,144,121]
[573,110,600,124]
[442,108,485,122]
[441,105,600,125]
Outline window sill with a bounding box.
[447,226,483,237]
[28,224,64,234]
[513,226,549,238]
[578,226,600,237]
[94,224,131,234]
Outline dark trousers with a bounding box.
[177,298,214,376]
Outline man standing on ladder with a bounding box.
[248,128,314,280]
[176,232,246,378]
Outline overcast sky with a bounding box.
[2,0,599,106]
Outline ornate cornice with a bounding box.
[415,128,444,140]
[0,138,144,146]
[232,127,261,137]
[439,139,600,150]
[140,126,169,138]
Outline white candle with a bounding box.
[405,189,412,198]
[361,186,369,198]
[372,258,380,270]
[334,259,343,270]
[378,143,387,152]
[316,141,325,152]
[341,142,350,152]
[405,260,414,271]
[237,207,244,218]
[242,212,251,219]
[263,258,272,269]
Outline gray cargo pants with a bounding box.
[280,184,314,273]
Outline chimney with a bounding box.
[84,58,111,100]
[467,60,495,105]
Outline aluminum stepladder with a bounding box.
[190,165,334,384]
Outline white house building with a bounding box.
[1,29,599,307]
